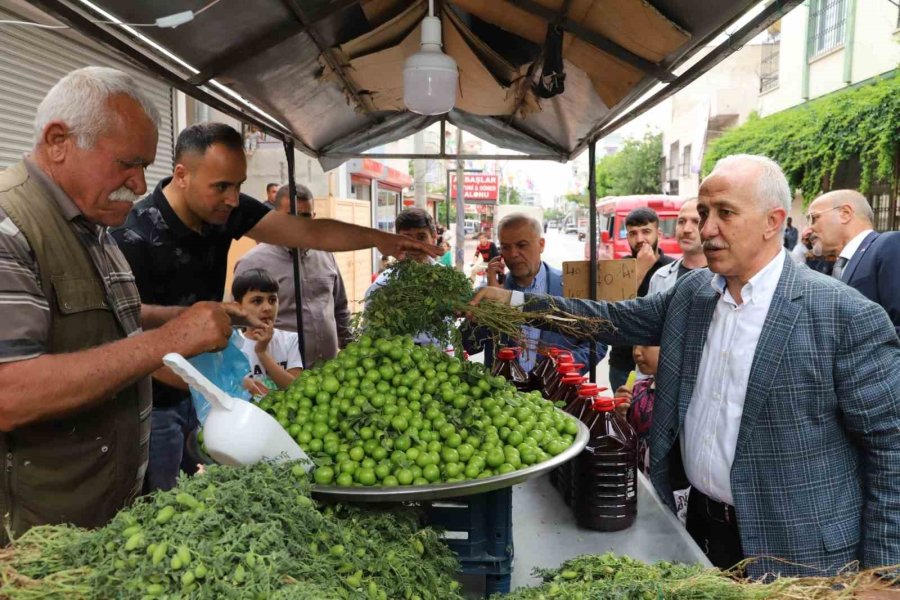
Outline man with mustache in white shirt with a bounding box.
[468,154,900,578]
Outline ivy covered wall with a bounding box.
[703,72,899,204]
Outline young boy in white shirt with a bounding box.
[231,268,303,396]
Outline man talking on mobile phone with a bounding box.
[462,214,605,374]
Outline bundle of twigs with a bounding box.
[499,553,900,599]
[357,259,610,351]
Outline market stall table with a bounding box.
[511,472,711,590]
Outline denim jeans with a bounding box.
[608,365,632,392]
[144,398,200,493]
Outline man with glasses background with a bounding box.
[807,189,900,335]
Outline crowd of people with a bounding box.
[0,67,440,540]
[0,66,897,582]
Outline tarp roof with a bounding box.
[30,0,800,169]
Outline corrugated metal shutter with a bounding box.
[0,8,174,188]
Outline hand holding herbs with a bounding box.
[358,259,607,351]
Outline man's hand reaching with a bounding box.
[376,232,443,260]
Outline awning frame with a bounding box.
[28,0,802,165]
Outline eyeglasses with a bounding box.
[805,205,841,225]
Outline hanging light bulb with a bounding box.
[403,3,458,115]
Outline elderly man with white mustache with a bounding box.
[468,154,900,578]
[0,67,249,542]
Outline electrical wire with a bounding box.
[194,0,224,16]
[0,0,224,29]
[0,20,68,28]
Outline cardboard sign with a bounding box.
[562,259,638,303]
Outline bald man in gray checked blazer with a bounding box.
[470,155,900,579]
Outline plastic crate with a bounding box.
[420,487,514,596]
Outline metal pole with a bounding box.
[413,130,427,209]
[445,169,451,231]
[284,140,306,367]
[587,141,598,384]
[455,128,466,270]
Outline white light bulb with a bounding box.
[403,16,458,115]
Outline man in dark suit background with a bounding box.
[808,189,900,335]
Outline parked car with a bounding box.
[583,195,686,260]
[563,219,582,235]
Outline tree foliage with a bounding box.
[499,184,522,205]
[703,73,900,201]
[563,192,589,208]
[595,132,663,197]
[543,208,565,221]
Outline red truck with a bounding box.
[584,195,687,260]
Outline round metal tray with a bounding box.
[311,412,589,502]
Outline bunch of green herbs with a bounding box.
[0,463,462,600]
[358,259,609,354]
[496,552,900,600]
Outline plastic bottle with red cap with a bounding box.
[541,351,573,392]
[528,346,561,392]
[490,347,530,391]
[572,390,638,531]
[544,362,584,400]
[552,374,588,405]
[554,383,601,504]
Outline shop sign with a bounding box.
[449,174,499,203]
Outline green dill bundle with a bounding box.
[357,259,609,352]
[496,552,900,600]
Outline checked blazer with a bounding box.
[522,255,900,578]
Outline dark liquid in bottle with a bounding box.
[528,346,560,392]
[541,352,573,393]
[553,383,596,504]
[573,397,637,531]
[491,347,530,391]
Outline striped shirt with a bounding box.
[0,158,143,363]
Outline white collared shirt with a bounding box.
[839,229,874,261]
[681,250,787,506]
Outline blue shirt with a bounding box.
[505,263,548,372]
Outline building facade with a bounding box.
[0,1,176,188]
[757,0,899,229]
[661,44,765,199]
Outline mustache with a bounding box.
[108,186,139,204]
[702,240,729,251]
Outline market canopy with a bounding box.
[31,0,800,169]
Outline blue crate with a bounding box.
[420,487,514,596]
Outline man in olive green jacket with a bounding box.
[0,67,236,543]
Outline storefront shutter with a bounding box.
[0,8,175,188]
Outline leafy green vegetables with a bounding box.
[0,463,463,600]
[496,553,900,599]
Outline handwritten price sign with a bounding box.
[561,259,638,302]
